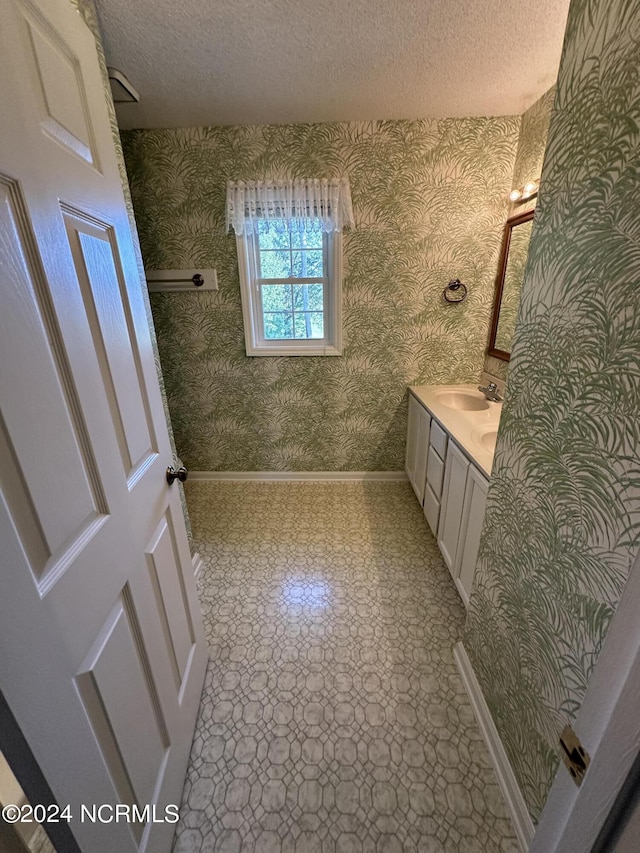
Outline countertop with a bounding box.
[408,384,502,478]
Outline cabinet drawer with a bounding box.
[426,445,445,498]
[430,420,448,459]
[423,484,440,536]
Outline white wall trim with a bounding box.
[191,551,204,579]
[455,642,534,852]
[189,471,407,482]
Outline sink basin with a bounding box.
[477,429,498,453]
[435,391,490,412]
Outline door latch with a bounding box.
[166,465,188,485]
[560,724,590,786]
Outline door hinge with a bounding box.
[560,724,590,786]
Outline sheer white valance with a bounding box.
[226,178,354,236]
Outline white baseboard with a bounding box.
[191,551,204,579]
[454,642,535,852]
[188,471,407,482]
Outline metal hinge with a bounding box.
[560,724,591,786]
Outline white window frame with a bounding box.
[236,228,343,357]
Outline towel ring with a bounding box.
[443,279,468,303]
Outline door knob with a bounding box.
[166,465,188,485]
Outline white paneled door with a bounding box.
[0,1,207,851]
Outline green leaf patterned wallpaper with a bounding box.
[484,86,555,382]
[510,86,556,209]
[121,119,522,471]
[465,0,640,822]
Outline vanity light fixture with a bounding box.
[509,179,539,204]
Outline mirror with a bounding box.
[488,209,535,360]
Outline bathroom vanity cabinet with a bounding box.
[405,386,499,608]
[405,394,430,504]
[438,445,489,606]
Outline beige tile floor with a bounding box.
[172,481,518,853]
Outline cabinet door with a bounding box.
[454,465,489,607]
[406,395,430,505]
[438,442,469,574]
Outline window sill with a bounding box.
[246,343,342,357]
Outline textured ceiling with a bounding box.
[95,0,571,130]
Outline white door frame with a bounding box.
[531,548,640,851]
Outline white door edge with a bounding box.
[530,547,640,852]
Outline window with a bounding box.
[227,178,353,357]
[236,219,343,356]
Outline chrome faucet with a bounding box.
[478,381,503,402]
